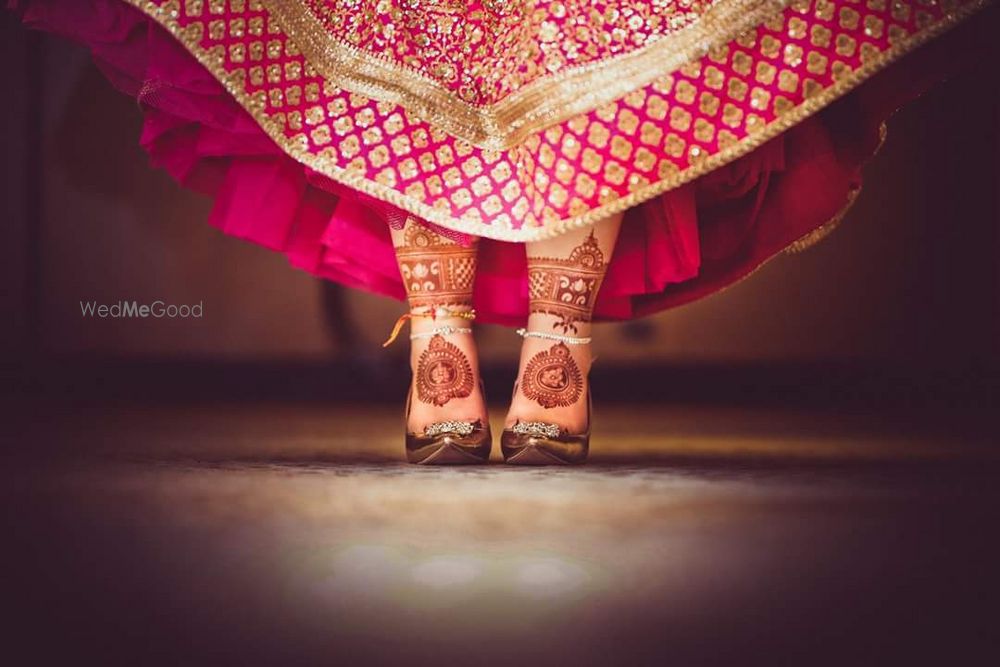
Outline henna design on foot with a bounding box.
[526,231,606,334]
[416,335,475,406]
[520,342,583,408]
[396,218,477,311]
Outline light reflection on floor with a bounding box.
[4,402,999,664]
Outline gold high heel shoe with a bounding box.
[502,328,592,465]
[405,384,492,464]
[501,390,591,465]
[385,308,491,464]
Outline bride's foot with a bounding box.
[502,316,592,465]
[404,316,491,464]
[385,216,489,463]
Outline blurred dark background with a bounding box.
[2,15,998,408]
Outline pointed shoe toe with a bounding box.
[406,421,492,465]
[500,428,589,465]
[501,392,591,465]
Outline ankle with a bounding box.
[516,325,593,378]
[409,315,475,336]
[383,305,476,348]
[524,312,591,338]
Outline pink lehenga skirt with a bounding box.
[16,0,996,326]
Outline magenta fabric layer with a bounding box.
[19,0,992,326]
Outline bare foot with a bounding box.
[406,317,488,434]
[505,316,591,434]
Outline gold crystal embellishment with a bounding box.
[264,0,787,149]
[123,0,990,243]
[424,420,476,438]
[512,421,562,439]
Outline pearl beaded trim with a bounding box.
[515,328,591,345]
[410,326,473,340]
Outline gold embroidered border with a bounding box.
[694,183,865,305]
[784,122,885,253]
[122,0,989,244]
[648,122,880,304]
[785,185,861,253]
[264,0,792,150]
[704,120,891,299]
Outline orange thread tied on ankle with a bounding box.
[382,308,476,347]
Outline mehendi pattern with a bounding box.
[274,0,720,107]
[528,231,606,333]
[396,218,477,310]
[520,342,584,408]
[415,334,475,406]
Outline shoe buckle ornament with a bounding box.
[511,421,562,439]
[424,420,476,438]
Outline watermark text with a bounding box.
[80,300,204,319]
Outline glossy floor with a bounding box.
[4,401,999,665]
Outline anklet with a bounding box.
[410,326,473,340]
[516,328,591,345]
[415,307,477,321]
[383,308,476,347]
